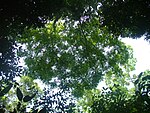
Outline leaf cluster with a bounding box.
[76,83,150,113]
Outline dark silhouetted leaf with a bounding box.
[0,83,12,97]
[16,87,23,101]
[32,109,38,113]
[17,102,21,111]
[142,76,150,81]
[15,81,20,86]
[0,108,5,113]
[138,72,143,79]
[23,95,32,102]
[23,93,36,102]
[134,79,139,85]
[38,107,47,113]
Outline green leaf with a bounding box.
[134,79,139,85]
[138,72,143,79]
[0,83,12,97]
[23,95,32,102]
[23,93,36,102]
[142,75,150,81]
[16,87,23,101]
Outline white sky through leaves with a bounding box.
[17,36,150,90]
[122,36,150,74]
[98,36,150,90]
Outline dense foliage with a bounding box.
[0,0,97,37]
[76,72,150,113]
[0,38,20,81]
[0,0,150,112]
[1,0,149,82]
[0,0,97,83]
[1,0,149,38]
[17,18,135,97]
[100,0,150,39]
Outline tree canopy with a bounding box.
[0,0,150,112]
[0,0,97,82]
[76,71,150,113]
[1,0,149,81]
[17,18,135,96]
[100,0,150,39]
[0,0,97,37]
[1,0,149,38]
[0,38,20,81]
